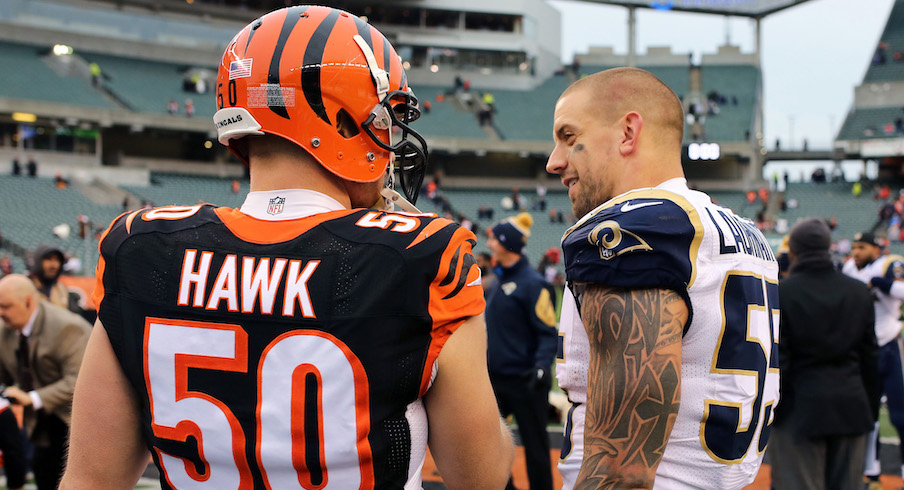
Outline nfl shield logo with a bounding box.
[267,196,285,215]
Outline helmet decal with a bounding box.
[267,6,310,119]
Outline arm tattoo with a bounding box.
[575,284,687,489]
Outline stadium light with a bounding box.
[12,112,37,123]
[52,44,73,56]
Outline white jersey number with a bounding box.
[144,318,373,489]
[700,273,779,464]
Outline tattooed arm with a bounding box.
[575,284,687,489]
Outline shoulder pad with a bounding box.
[562,192,699,291]
[884,255,904,278]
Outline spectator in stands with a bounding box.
[422,99,431,114]
[476,251,496,293]
[76,215,91,240]
[29,245,78,315]
[872,200,896,233]
[11,156,20,176]
[0,255,12,277]
[458,213,474,232]
[89,62,101,87]
[873,41,889,65]
[482,92,495,115]
[26,157,37,178]
[476,205,488,220]
[746,190,757,205]
[167,99,179,115]
[454,74,464,92]
[231,179,240,194]
[812,167,827,183]
[534,183,547,211]
[537,247,560,284]
[53,173,67,189]
[775,137,781,150]
[853,181,863,197]
[185,98,195,117]
[771,219,878,490]
[549,208,564,223]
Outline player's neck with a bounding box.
[249,157,352,209]
[617,152,683,194]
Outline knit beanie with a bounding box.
[491,213,533,255]
[788,218,831,255]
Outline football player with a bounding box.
[842,232,904,487]
[60,6,513,489]
[548,67,779,489]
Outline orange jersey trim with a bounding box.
[214,207,355,245]
[92,210,131,310]
[419,226,485,395]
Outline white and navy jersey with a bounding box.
[556,178,780,490]
[842,255,904,346]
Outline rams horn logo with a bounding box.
[588,220,652,260]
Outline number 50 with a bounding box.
[143,318,374,489]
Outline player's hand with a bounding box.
[3,386,31,406]
[870,276,894,295]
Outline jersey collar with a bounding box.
[240,189,346,221]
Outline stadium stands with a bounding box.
[837,107,904,140]
[838,0,904,141]
[81,52,216,118]
[412,86,490,140]
[0,41,119,110]
[0,175,122,273]
[699,65,758,142]
[121,173,248,209]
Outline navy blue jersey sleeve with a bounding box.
[562,197,697,294]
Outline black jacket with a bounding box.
[776,255,879,437]
[485,256,558,376]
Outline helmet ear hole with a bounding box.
[335,109,360,139]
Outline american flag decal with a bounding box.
[229,59,253,80]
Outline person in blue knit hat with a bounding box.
[485,212,558,490]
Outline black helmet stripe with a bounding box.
[243,17,264,57]
[382,36,392,78]
[352,15,373,52]
[267,5,309,119]
[301,9,341,124]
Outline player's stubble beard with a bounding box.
[571,176,610,220]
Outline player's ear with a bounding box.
[620,111,642,156]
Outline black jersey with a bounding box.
[93,204,484,489]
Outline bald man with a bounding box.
[0,274,90,489]
[549,68,779,489]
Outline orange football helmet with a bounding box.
[214,6,427,203]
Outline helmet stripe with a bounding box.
[352,15,373,53]
[266,5,308,119]
[382,36,392,78]
[242,17,263,57]
[301,9,341,125]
